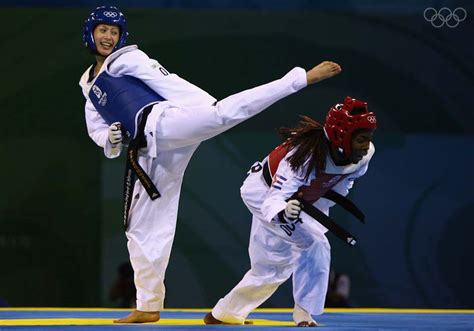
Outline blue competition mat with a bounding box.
[0,308,473,330]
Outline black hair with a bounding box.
[278,115,329,180]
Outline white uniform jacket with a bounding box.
[79,45,217,158]
[241,143,375,234]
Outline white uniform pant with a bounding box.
[212,216,331,324]
[125,68,307,311]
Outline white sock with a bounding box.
[293,304,316,325]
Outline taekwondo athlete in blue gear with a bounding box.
[78,5,343,324]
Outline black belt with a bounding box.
[123,105,161,231]
[262,161,364,246]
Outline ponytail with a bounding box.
[278,115,329,180]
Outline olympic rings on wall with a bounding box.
[423,7,467,28]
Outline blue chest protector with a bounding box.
[89,71,165,138]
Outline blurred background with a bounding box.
[1,0,473,310]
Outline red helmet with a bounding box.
[324,96,377,158]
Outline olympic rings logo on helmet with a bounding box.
[103,11,118,18]
[367,115,376,124]
[423,7,467,28]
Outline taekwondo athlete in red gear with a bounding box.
[78,5,342,323]
[205,97,377,327]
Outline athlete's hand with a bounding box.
[306,61,342,85]
[108,122,123,145]
[284,199,301,220]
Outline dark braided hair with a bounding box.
[278,115,329,180]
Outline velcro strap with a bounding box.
[296,197,357,247]
[322,190,365,223]
[262,161,272,186]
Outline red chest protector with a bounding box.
[265,143,352,204]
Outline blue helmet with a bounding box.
[83,5,129,54]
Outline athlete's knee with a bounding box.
[213,98,250,124]
[249,266,292,285]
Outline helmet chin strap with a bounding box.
[336,146,349,160]
[324,126,350,160]
[325,140,349,167]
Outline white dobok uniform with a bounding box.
[211,143,375,323]
[78,45,308,311]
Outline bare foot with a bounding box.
[113,310,160,323]
[297,320,318,327]
[306,61,342,85]
[203,312,253,325]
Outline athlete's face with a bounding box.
[93,24,120,57]
[349,129,374,164]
